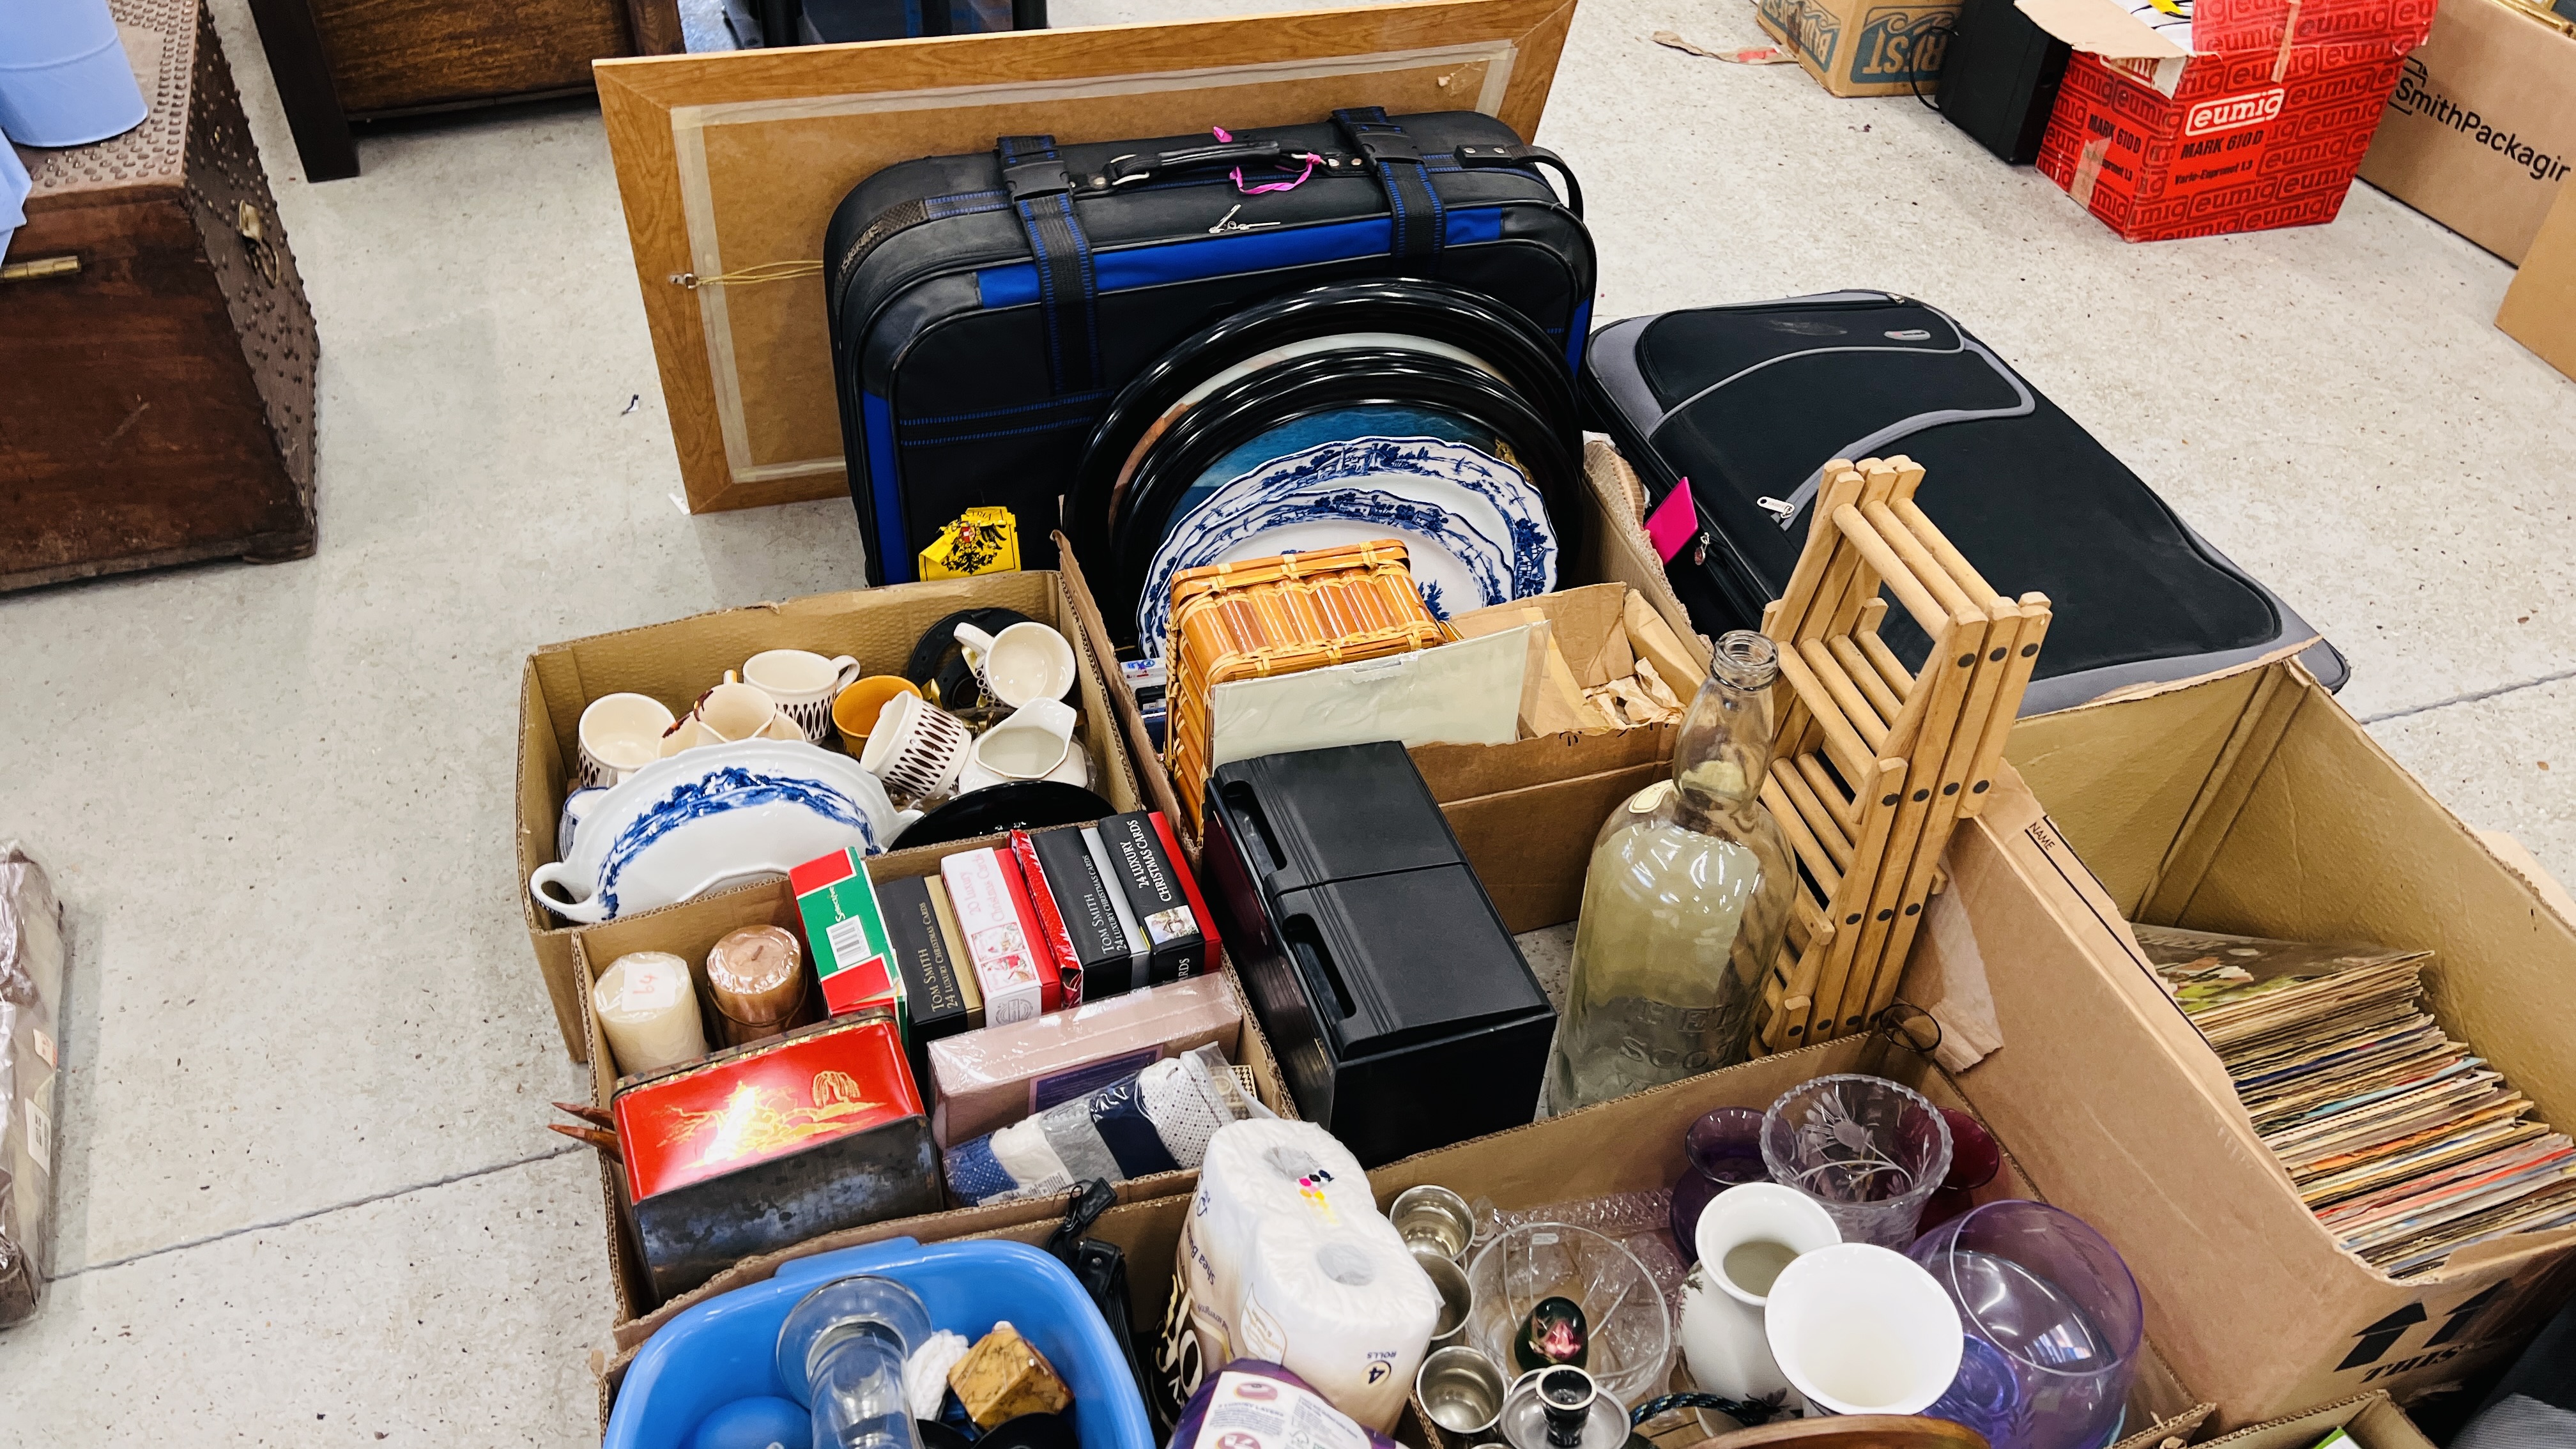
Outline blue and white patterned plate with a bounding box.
[1137,436,1556,656]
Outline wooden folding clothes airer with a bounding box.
[1747,456,2050,1056]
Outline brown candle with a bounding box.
[705,926,808,1045]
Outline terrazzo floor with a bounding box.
[1,0,2571,1440]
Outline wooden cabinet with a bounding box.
[0,0,318,594]
[243,0,684,180]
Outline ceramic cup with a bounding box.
[578,692,677,788]
[859,691,974,802]
[742,650,862,743]
[832,676,924,756]
[694,673,804,746]
[956,698,1086,794]
[953,620,1077,709]
[1763,1242,1963,1418]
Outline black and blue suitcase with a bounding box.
[823,108,1591,584]
[1581,291,2345,714]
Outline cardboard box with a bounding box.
[1754,0,1959,96]
[2499,178,2576,381]
[572,831,1298,1327]
[1922,659,2576,1426]
[1057,445,1715,939]
[2025,0,2436,241]
[2200,1391,2436,1449]
[595,1032,2216,1449]
[2358,0,2576,263]
[515,571,1140,1059]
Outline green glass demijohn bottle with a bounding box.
[1545,630,1796,1112]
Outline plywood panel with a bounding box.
[597,0,1579,513]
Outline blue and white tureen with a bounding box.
[529,739,912,925]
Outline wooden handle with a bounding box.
[1829,634,1905,724]
[1795,753,1861,834]
[1957,595,2051,818]
[1763,775,1844,898]
[1832,504,1948,637]
[550,1123,622,1158]
[1773,759,1855,867]
[1800,639,1890,751]
[552,1100,613,1128]
[1777,648,1879,790]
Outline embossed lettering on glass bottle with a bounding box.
[1546,631,1795,1112]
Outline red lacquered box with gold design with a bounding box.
[613,1014,939,1302]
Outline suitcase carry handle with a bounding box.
[1333,107,1446,266]
[1456,142,1585,220]
[1104,141,1291,188]
[997,134,1105,395]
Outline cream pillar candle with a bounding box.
[594,951,710,1075]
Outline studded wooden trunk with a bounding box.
[0,0,319,595]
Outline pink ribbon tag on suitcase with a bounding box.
[1645,480,1700,563]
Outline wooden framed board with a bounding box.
[595,0,1579,514]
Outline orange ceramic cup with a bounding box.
[832,675,924,756]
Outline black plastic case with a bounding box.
[1200,742,1554,1166]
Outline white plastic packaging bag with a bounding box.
[1163,1120,1439,1431]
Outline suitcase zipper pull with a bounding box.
[1206,204,1281,235]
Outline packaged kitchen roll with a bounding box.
[1162,1120,1439,1432]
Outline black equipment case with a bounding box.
[1935,0,2072,166]
[1583,291,2345,714]
[1198,742,1554,1168]
[824,109,1592,583]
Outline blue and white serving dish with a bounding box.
[530,740,912,925]
[1137,434,1556,655]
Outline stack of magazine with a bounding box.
[2142,925,2576,1278]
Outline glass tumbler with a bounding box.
[1759,1074,1953,1249]
[1917,1107,2007,1236]
[1669,1107,1769,1260]
[775,1274,933,1449]
[1908,1200,2144,1449]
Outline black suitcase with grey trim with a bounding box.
[1581,291,2344,714]
[822,108,1591,585]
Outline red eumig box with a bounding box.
[2027,0,2435,240]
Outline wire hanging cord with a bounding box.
[668,260,825,289]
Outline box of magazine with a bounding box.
[1907,657,2576,1428]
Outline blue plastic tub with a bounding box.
[605,1237,1153,1449]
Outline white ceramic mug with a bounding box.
[696,673,803,745]
[956,698,1087,794]
[577,693,677,788]
[1763,1243,1963,1418]
[1680,1184,1841,1404]
[953,620,1077,709]
[742,649,862,744]
[859,691,974,802]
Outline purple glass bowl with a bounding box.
[1908,1200,2143,1449]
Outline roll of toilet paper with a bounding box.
[1170,1120,1439,1432]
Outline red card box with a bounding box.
[611,1016,938,1301]
[2032,0,2435,240]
